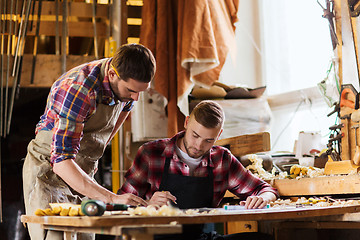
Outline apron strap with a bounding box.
[159,157,171,190]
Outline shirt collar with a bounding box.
[100,58,118,106]
[164,131,214,167]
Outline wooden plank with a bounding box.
[215,132,270,156]
[271,174,360,196]
[19,54,96,87]
[20,204,360,227]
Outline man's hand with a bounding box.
[53,159,147,206]
[148,191,177,207]
[239,192,277,209]
[111,193,148,206]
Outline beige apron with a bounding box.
[23,73,125,239]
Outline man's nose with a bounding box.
[195,139,203,149]
[131,92,140,101]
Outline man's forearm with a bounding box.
[53,159,116,203]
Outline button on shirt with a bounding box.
[119,131,279,207]
[35,58,133,165]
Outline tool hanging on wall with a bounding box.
[8,0,33,135]
[30,0,43,85]
[5,0,15,136]
[351,124,360,165]
[12,0,28,77]
[55,0,59,55]
[0,0,6,137]
[0,2,3,222]
[324,84,360,175]
[12,0,20,56]
[61,0,68,73]
[92,0,98,59]
[317,0,338,50]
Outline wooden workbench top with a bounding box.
[21,204,360,227]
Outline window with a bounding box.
[219,0,337,152]
[220,0,334,95]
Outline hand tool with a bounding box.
[61,0,68,73]
[81,200,129,216]
[8,0,32,134]
[5,0,15,136]
[0,0,4,136]
[29,0,36,32]
[317,0,338,50]
[30,0,43,84]
[339,85,358,161]
[12,0,28,77]
[12,0,20,56]
[326,133,343,161]
[0,138,2,221]
[340,87,356,109]
[55,0,59,55]
[351,124,360,165]
[327,102,340,117]
[329,123,344,132]
[92,0,98,59]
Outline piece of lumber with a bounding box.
[271,174,360,196]
[20,54,95,87]
[215,132,270,156]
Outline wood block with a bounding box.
[324,159,359,175]
[215,132,270,156]
[271,174,360,196]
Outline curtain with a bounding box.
[140,0,239,137]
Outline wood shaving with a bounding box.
[270,197,360,208]
[127,205,219,216]
[245,154,325,180]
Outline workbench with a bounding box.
[21,204,360,240]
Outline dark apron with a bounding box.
[157,156,214,240]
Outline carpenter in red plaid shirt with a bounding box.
[119,100,279,209]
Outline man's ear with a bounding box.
[216,128,223,140]
[184,116,190,129]
[108,68,116,78]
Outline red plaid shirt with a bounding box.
[119,131,279,207]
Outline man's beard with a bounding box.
[183,138,204,159]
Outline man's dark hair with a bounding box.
[112,43,156,83]
[191,100,224,129]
